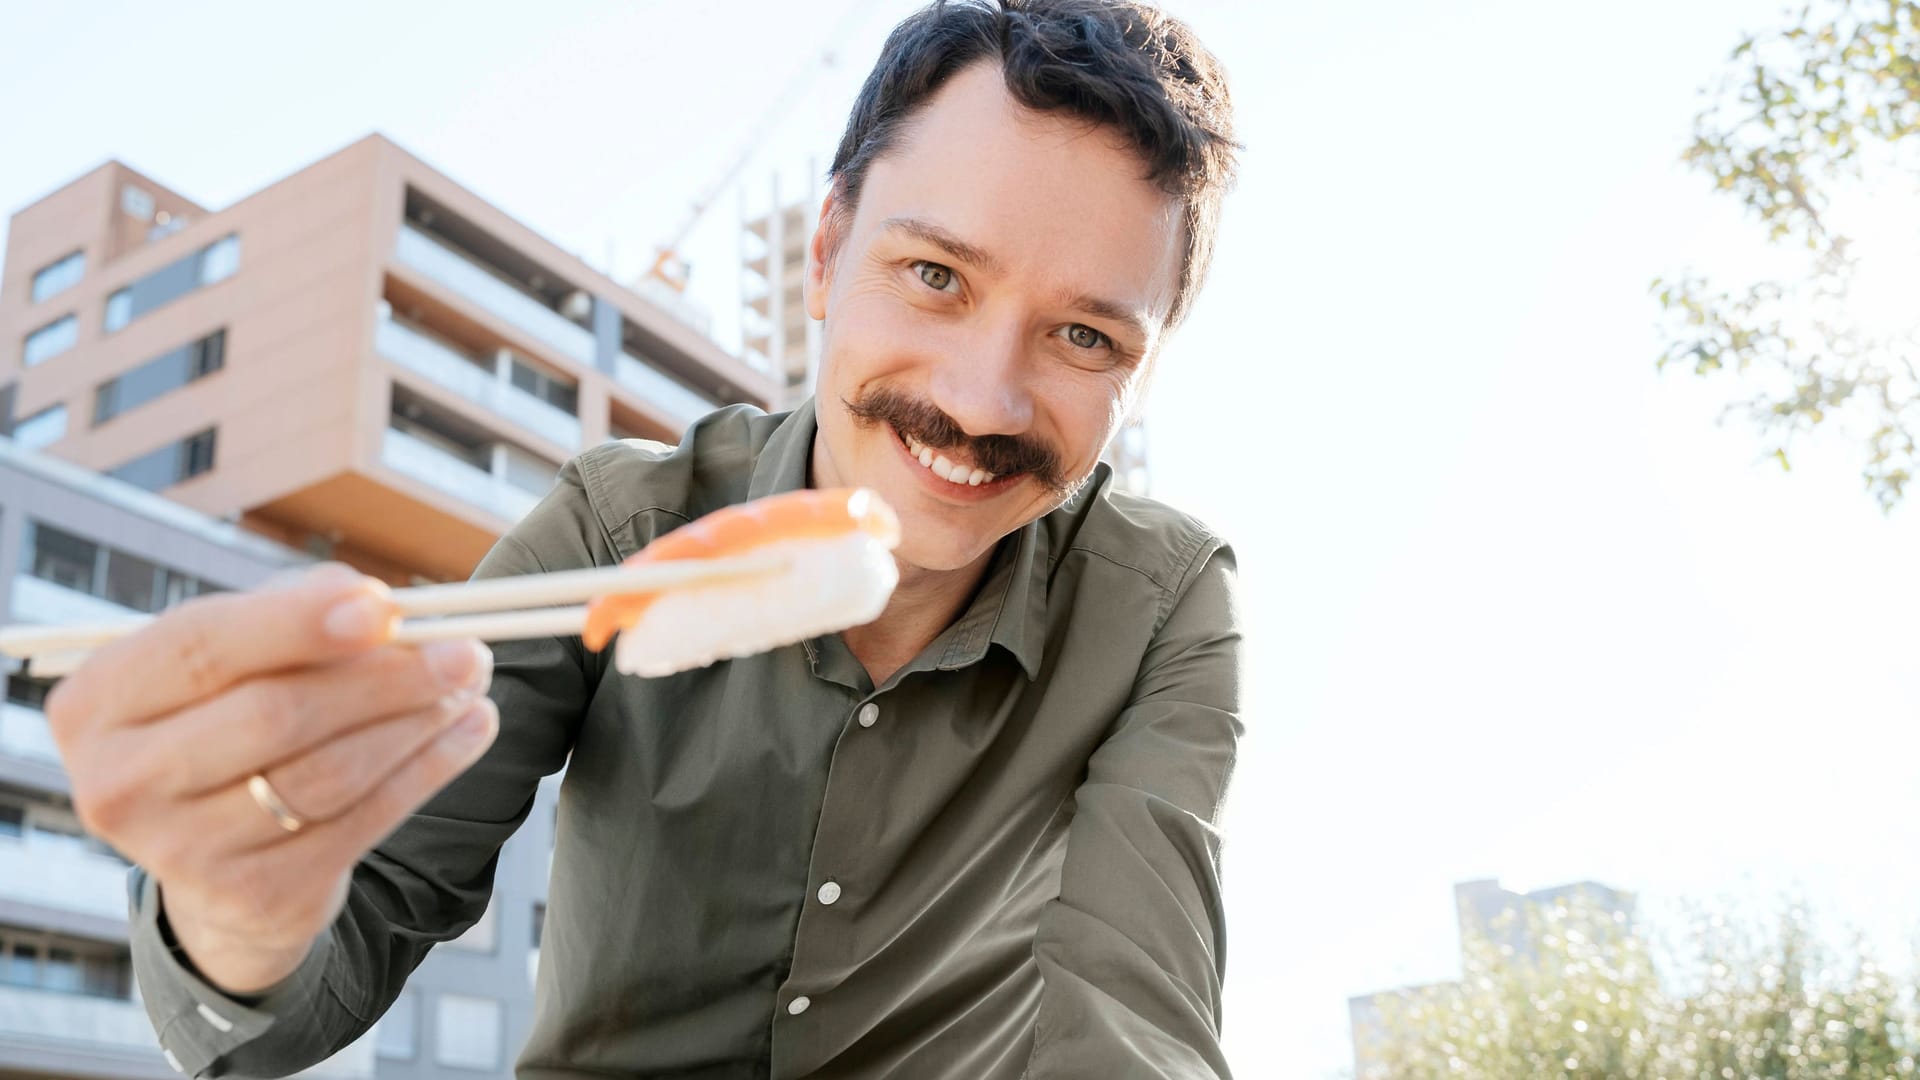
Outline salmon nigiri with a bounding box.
[583,487,901,677]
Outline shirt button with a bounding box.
[788,995,812,1016]
[856,703,879,728]
[817,881,842,905]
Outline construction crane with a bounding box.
[642,0,888,294]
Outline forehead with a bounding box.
[853,61,1183,320]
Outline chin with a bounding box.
[891,522,1001,574]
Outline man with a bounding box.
[45,0,1243,1076]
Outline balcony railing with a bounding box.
[0,703,59,765]
[381,428,541,525]
[0,983,377,1080]
[394,225,595,367]
[376,318,582,450]
[9,573,144,627]
[0,836,130,923]
[615,351,719,429]
[0,983,165,1056]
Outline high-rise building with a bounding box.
[0,134,776,1079]
[740,179,821,411]
[1346,878,1636,1075]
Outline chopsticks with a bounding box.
[0,551,788,679]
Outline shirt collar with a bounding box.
[750,397,1050,682]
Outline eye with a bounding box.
[913,260,959,294]
[1060,324,1112,351]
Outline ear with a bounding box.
[803,186,841,322]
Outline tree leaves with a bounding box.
[1654,0,1920,514]
[1357,895,1920,1078]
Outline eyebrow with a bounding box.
[879,215,1156,344]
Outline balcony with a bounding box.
[0,984,164,1060]
[394,225,595,367]
[0,984,377,1080]
[615,351,719,429]
[9,575,143,627]
[0,836,129,924]
[381,428,541,526]
[0,704,58,766]
[376,317,582,450]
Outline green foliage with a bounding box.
[1654,0,1920,511]
[1358,895,1920,1078]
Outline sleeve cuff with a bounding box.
[127,867,334,1077]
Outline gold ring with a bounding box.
[246,774,306,834]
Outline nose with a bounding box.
[926,317,1034,438]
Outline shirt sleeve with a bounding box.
[1025,541,1244,1079]
[126,459,610,1078]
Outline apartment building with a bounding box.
[0,134,773,1079]
[0,133,778,585]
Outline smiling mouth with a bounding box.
[890,424,1017,488]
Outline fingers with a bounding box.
[43,563,400,734]
[246,691,482,830]
[128,696,501,883]
[146,638,493,800]
[273,695,500,870]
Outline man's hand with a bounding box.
[42,563,500,995]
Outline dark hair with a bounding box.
[828,0,1239,331]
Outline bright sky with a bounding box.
[5,1,1918,1076]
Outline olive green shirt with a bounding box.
[126,402,1245,1079]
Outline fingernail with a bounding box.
[426,639,489,689]
[324,593,392,641]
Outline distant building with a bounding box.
[0,133,773,1079]
[740,178,821,411]
[1348,878,1636,1075]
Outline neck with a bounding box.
[841,549,995,687]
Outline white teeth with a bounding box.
[901,432,996,486]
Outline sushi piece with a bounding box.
[582,487,901,676]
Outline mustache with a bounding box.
[843,388,1071,496]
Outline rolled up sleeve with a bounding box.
[1027,543,1244,1079]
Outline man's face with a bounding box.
[805,60,1184,575]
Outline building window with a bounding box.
[120,185,155,220]
[199,235,240,286]
[531,902,545,948]
[434,994,503,1071]
[21,520,217,613]
[5,673,53,711]
[30,252,85,303]
[102,549,160,611]
[0,928,132,1000]
[23,315,78,367]
[12,403,67,451]
[375,989,418,1060]
[106,427,216,492]
[507,357,579,415]
[103,290,132,332]
[95,329,226,425]
[24,521,98,593]
[100,235,240,334]
[0,804,22,841]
